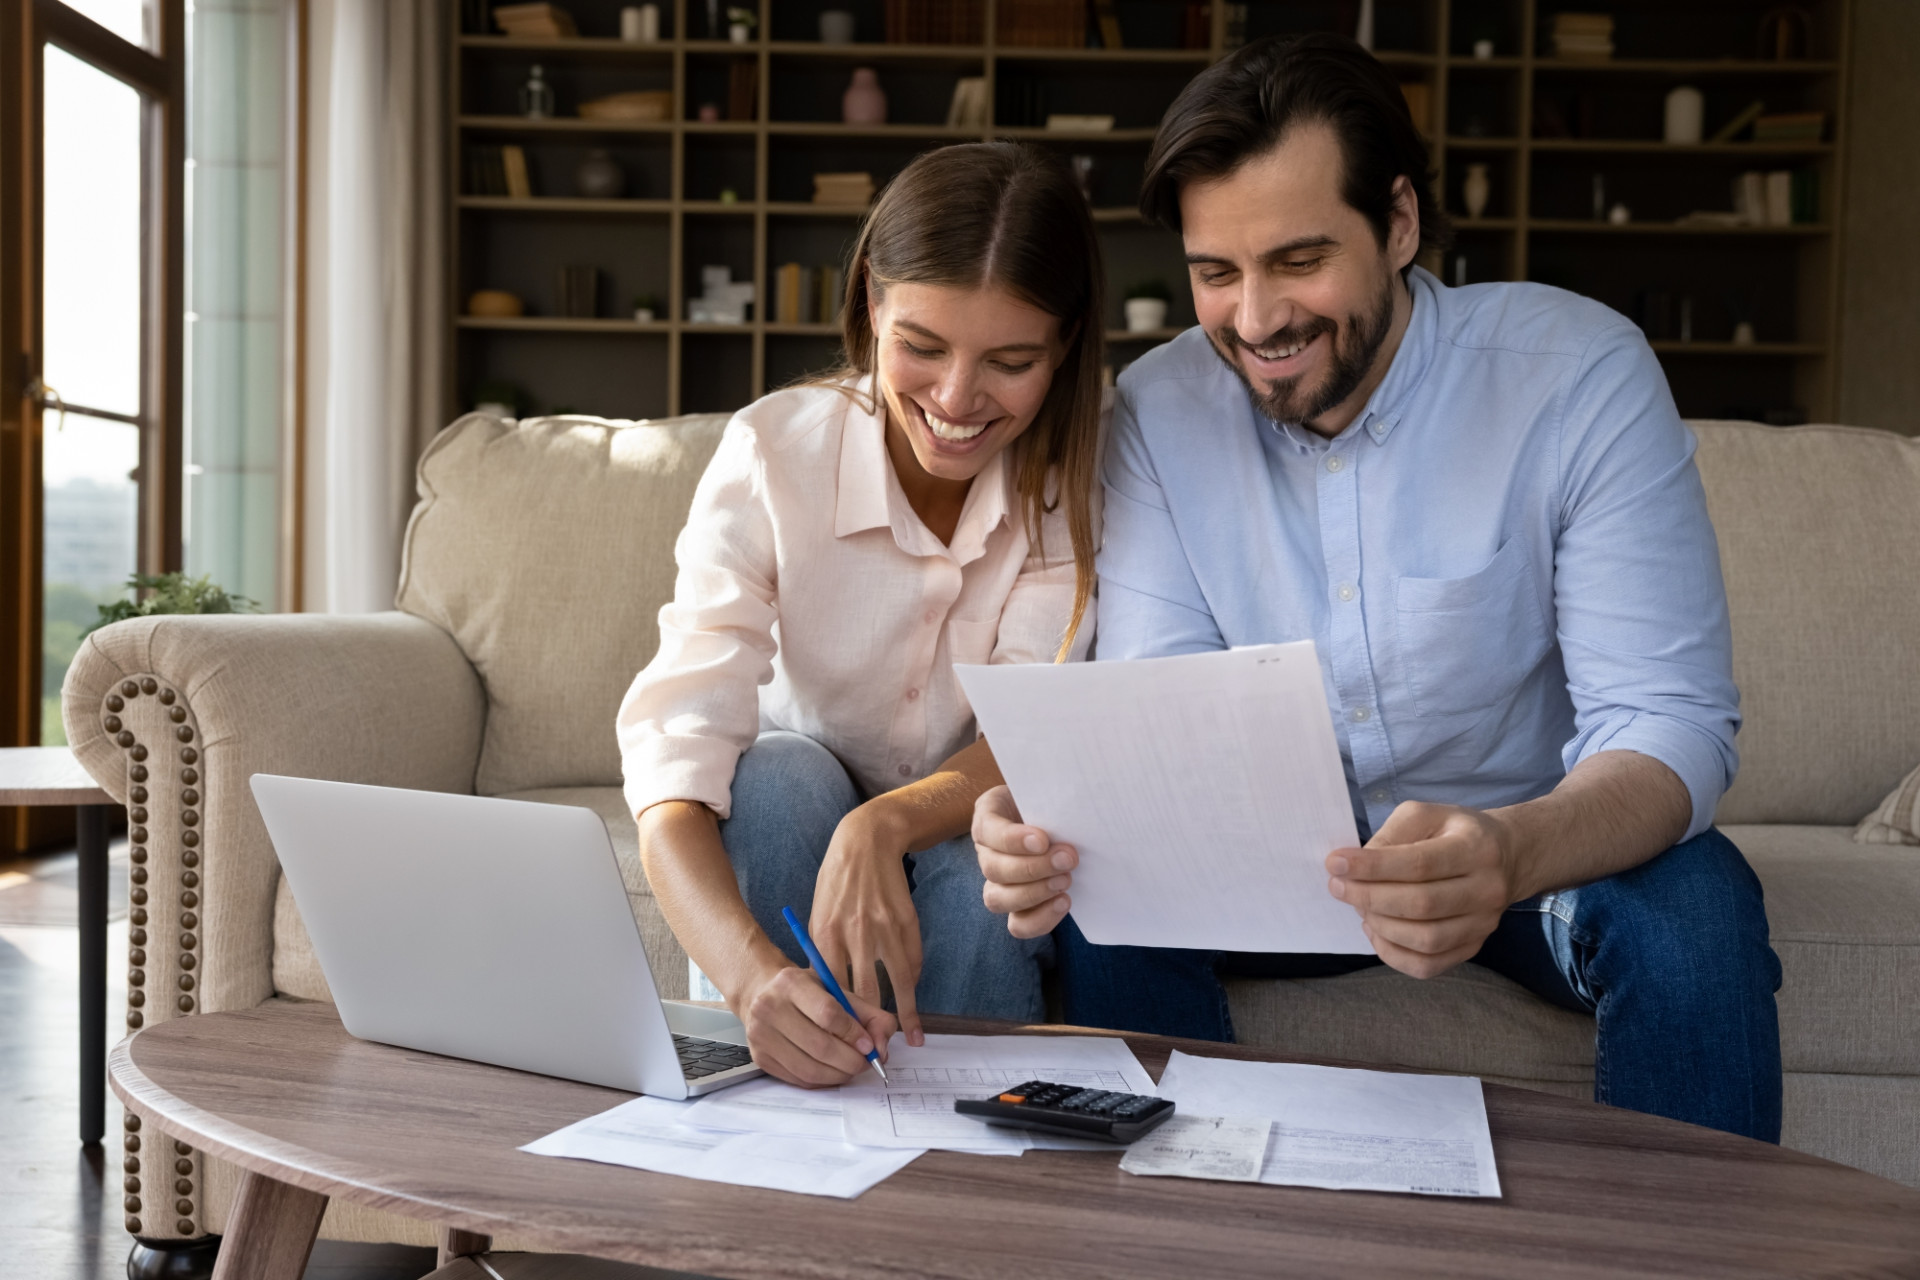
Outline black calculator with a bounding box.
[953,1080,1175,1143]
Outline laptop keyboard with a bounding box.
[674,1033,754,1079]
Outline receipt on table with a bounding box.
[1120,1114,1272,1183]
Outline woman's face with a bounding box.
[869,280,1069,486]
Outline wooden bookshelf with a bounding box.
[449,0,1851,421]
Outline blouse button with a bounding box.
[897,764,913,778]
[923,609,937,623]
[906,688,920,701]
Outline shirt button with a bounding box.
[1325,455,1344,473]
[905,688,920,701]
[898,764,913,778]
[924,609,937,623]
[1336,583,1356,602]
[1350,706,1371,723]
[1370,788,1389,803]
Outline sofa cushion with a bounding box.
[1856,764,1920,846]
[396,411,731,796]
[1690,422,1920,827]
[1223,823,1920,1086]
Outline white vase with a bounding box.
[729,21,750,43]
[1125,298,1168,333]
[1664,86,1704,145]
[1462,163,1491,219]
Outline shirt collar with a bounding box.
[834,375,1011,563]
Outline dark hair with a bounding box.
[825,141,1105,660]
[1141,33,1451,261]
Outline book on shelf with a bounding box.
[1710,100,1766,144]
[558,264,600,318]
[819,266,846,323]
[465,145,508,196]
[776,263,818,324]
[1731,169,1819,226]
[884,0,984,44]
[946,77,989,128]
[1044,114,1114,132]
[813,172,876,206]
[1791,168,1819,224]
[501,145,534,199]
[1399,82,1431,135]
[494,2,578,38]
[1550,12,1614,60]
[1182,1,1211,50]
[998,0,1086,48]
[1752,111,1824,143]
[1092,0,1123,48]
[728,58,758,122]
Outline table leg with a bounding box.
[438,1226,493,1266]
[209,1169,328,1280]
[77,802,110,1145]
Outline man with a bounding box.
[971,33,1783,1141]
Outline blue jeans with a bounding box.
[713,730,1050,1022]
[1056,828,1784,1142]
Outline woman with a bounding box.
[618,142,1106,1089]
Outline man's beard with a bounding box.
[1210,271,1396,428]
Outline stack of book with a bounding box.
[464,144,535,198]
[813,172,876,207]
[1550,12,1614,60]
[494,3,578,38]
[775,263,848,325]
[557,265,600,318]
[883,0,984,44]
[1752,111,1825,143]
[998,0,1086,48]
[1732,169,1820,226]
[945,78,989,128]
[578,91,672,122]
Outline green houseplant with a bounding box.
[82,572,260,639]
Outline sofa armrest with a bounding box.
[62,611,485,1026]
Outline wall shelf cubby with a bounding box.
[450,0,1850,423]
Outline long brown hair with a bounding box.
[825,141,1105,661]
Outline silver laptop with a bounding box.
[250,774,762,1099]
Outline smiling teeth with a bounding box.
[1255,340,1308,360]
[926,411,988,441]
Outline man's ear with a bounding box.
[1386,174,1421,272]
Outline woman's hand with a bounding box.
[809,804,927,1046]
[733,960,897,1088]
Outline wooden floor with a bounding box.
[0,843,438,1279]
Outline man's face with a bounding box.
[1179,123,1415,432]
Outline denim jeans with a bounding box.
[699,730,1050,1022]
[1056,827,1784,1142]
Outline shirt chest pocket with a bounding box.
[1394,538,1552,719]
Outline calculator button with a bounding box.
[997,1093,1027,1104]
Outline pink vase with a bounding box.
[842,68,886,125]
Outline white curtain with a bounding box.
[306,0,446,613]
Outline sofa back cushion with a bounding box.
[397,411,730,796]
[1692,421,1920,825]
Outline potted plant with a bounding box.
[726,6,755,42]
[632,294,659,323]
[83,573,259,639]
[472,378,523,418]
[1123,280,1172,333]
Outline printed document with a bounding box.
[1153,1051,1501,1198]
[956,643,1371,953]
[522,1094,923,1199]
[840,1033,1156,1154]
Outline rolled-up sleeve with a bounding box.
[1552,324,1741,839]
[1096,383,1226,661]
[618,421,779,820]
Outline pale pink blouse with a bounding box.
[618,379,1095,821]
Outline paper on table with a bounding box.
[1153,1051,1501,1198]
[840,1033,1156,1154]
[684,1074,845,1140]
[522,1094,924,1199]
[1119,1114,1272,1182]
[956,643,1370,953]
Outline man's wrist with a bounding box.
[1485,804,1540,904]
[844,794,918,856]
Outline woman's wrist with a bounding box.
[842,794,920,859]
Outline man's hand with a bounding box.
[972,785,1077,939]
[1326,801,1521,979]
[809,804,926,1046]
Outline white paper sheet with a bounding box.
[683,1075,845,1140]
[956,643,1371,953]
[522,1094,924,1199]
[1119,1114,1272,1182]
[1153,1051,1501,1198]
[840,1033,1156,1154]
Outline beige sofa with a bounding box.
[64,411,1920,1246]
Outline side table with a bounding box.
[0,745,117,1144]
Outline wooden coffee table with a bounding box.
[112,1001,1920,1279]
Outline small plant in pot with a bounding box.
[1123,280,1172,333]
[472,378,524,419]
[632,294,659,323]
[83,572,260,639]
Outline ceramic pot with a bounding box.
[1462,163,1490,219]
[820,9,855,42]
[1124,298,1168,332]
[843,68,886,125]
[467,289,524,318]
[576,149,626,199]
[1664,85,1704,144]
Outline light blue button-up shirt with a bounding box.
[1099,266,1739,842]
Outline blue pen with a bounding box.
[781,906,889,1083]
